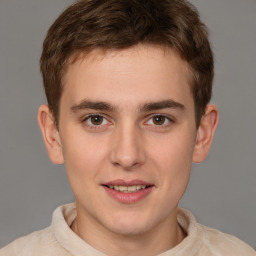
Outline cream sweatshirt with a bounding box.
[1,203,255,256]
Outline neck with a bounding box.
[71,210,186,256]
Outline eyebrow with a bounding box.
[71,99,185,112]
[140,100,185,112]
[71,100,115,112]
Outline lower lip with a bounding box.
[102,186,154,204]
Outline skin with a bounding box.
[38,45,218,255]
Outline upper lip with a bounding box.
[103,179,153,187]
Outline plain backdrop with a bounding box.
[0,0,255,249]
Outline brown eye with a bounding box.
[83,114,111,129]
[152,115,166,125]
[90,115,104,125]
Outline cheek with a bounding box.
[148,130,195,188]
[60,128,108,180]
[60,131,109,203]
[151,130,195,163]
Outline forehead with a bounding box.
[61,45,194,109]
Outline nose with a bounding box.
[109,124,146,170]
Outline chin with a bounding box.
[105,212,155,237]
[109,223,149,237]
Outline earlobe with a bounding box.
[192,104,219,163]
[37,105,64,164]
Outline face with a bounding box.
[53,45,198,237]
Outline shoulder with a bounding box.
[0,227,70,256]
[198,223,256,256]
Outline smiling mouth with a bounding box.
[103,184,152,193]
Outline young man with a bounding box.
[1,0,255,255]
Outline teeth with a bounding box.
[108,185,148,193]
[119,186,127,192]
[128,185,136,192]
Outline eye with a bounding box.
[146,115,173,126]
[83,114,109,126]
[152,115,166,125]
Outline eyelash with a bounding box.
[82,114,111,129]
[81,113,174,129]
[145,114,174,127]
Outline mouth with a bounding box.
[101,180,154,203]
[103,184,152,193]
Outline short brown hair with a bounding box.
[40,0,214,126]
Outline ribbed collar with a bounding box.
[52,203,202,256]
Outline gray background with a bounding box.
[0,0,255,249]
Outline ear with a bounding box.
[192,104,219,163]
[37,104,64,164]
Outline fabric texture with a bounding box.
[0,203,255,256]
